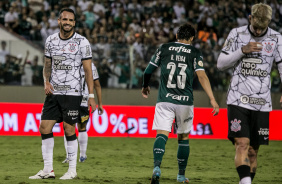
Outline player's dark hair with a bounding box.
[177,24,196,41]
[59,8,76,20]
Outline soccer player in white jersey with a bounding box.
[29,8,96,180]
[142,24,219,184]
[217,3,282,184]
[62,61,103,163]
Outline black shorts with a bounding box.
[227,105,269,146]
[80,106,90,125]
[41,95,82,125]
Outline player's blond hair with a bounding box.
[251,3,272,28]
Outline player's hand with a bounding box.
[98,105,104,115]
[241,42,263,54]
[88,98,96,113]
[44,81,54,95]
[210,99,219,116]
[141,87,150,98]
[280,96,282,109]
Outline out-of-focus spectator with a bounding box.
[118,59,129,89]
[4,7,18,32]
[84,3,96,30]
[0,41,10,64]
[31,55,43,85]
[78,0,90,12]
[27,0,43,13]
[108,60,121,88]
[236,11,248,27]
[128,0,142,21]
[21,50,33,86]
[3,54,21,85]
[0,1,6,25]
[173,1,186,20]
[48,11,57,29]
[98,58,111,87]
[18,14,32,40]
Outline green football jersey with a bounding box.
[149,42,205,105]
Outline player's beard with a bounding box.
[60,22,74,33]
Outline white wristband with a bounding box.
[89,94,95,98]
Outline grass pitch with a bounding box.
[0,136,281,184]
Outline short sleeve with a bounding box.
[81,38,92,61]
[194,50,205,71]
[275,34,282,63]
[221,28,237,53]
[44,36,51,58]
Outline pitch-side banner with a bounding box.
[0,103,281,140]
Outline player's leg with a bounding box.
[175,104,193,183]
[29,95,59,179]
[151,102,175,184]
[248,146,259,181]
[248,110,269,182]
[60,95,82,180]
[62,135,69,163]
[77,106,89,162]
[228,105,251,184]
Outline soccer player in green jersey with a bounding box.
[142,24,219,184]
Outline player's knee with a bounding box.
[235,139,249,153]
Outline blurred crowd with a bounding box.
[0,0,281,92]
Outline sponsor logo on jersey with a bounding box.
[198,60,203,67]
[154,51,161,63]
[169,46,191,53]
[241,58,267,77]
[53,64,73,70]
[263,42,274,53]
[240,95,266,105]
[68,43,77,52]
[258,128,269,135]
[230,119,241,132]
[53,85,71,91]
[67,110,79,117]
[166,93,189,101]
[184,117,193,123]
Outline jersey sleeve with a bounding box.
[274,34,282,63]
[80,38,92,61]
[91,62,99,80]
[148,45,162,67]
[44,36,51,58]
[194,50,205,71]
[221,28,237,53]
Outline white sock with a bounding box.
[67,139,78,173]
[240,176,251,184]
[64,135,68,158]
[42,137,54,173]
[78,131,88,157]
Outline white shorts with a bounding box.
[152,102,194,134]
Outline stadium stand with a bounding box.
[0,0,281,92]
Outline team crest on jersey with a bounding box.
[263,42,274,53]
[68,43,77,52]
[198,60,203,67]
[230,119,241,132]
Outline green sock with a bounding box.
[153,134,168,168]
[177,140,190,175]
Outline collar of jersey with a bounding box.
[175,42,190,45]
[58,32,76,41]
[247,25,268,38]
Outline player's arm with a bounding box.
[142,63,157,98]
[94,79,103,115]
[43,56,54,95]
[82,59,96,113]
[196,70,219,116]
[277,62,282,108]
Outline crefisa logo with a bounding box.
[231,119,241,132]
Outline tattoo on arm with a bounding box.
[43,57,52,82]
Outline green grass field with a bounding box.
[0,136,281,184]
